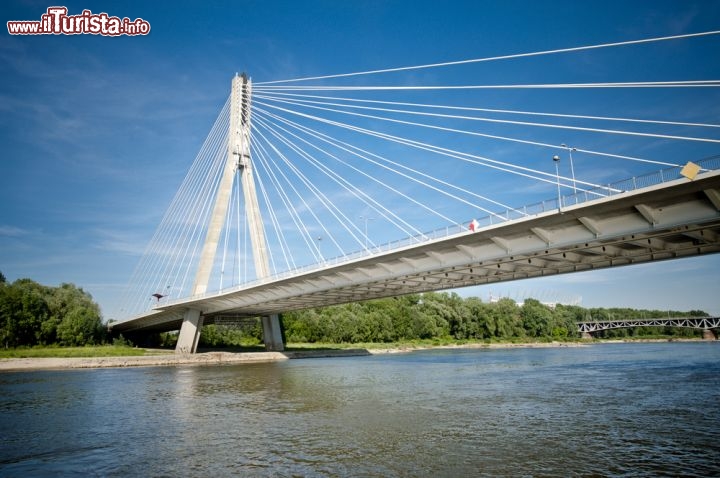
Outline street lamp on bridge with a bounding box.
[553,154,562,211]
[316,236,324,263]
[359,215,375,250]
[561,143,578,193]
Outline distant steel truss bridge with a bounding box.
[577,316,720,333]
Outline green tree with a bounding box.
[51,283,104,345]
[359,309,395,342]
[553,305,582,339]
[416,292,458,339]
[491,298,523,339]
[202,324,222,347]
[0,279,105,347]
[284,308,326,342]
[470,300,497,338]
[521,299,554,338]
[462,297,486,339]
[56,305,103,346]
[0,279,50,347]
[323,304,360,343]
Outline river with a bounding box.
[1,342,719,476]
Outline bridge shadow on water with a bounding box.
[194,345,374,359]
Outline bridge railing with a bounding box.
[155,156,720,309]
[372,156,720,250]
[558,155,720,208]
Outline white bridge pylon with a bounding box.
[175,74,283,353]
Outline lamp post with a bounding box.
[359,215,375,250]
[316,236,324,263]
[561,143,577,193]
[553,155,562,211]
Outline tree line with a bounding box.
[0,271,708,350]
[195,291,708,348]
[0,272,106,348]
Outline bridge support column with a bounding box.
[262,314,284,351]
[176,309,203,353]
[581,331,593,339]
[702,329,717,340]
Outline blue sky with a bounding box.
[1,0,719,319]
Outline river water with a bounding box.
[1,342,719,477]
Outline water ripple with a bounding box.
[1,343,719,476]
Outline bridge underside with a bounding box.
[112,171,720,335]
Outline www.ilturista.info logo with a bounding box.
[7,7,150,36]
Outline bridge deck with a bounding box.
[112,170,720,334]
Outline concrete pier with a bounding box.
[177,309,203,353]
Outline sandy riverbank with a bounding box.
[0,341,590,372]
[3,339,711,372]
[0,351,287,372]
[0,348,391,372]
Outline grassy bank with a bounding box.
[0,345,146,359]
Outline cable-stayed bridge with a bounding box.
[110,31,720,352]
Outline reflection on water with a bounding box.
[1,342,719,476]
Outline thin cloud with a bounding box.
[0,225,30,237]
[93,234,149,257]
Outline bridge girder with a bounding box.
[112,172,720,335]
